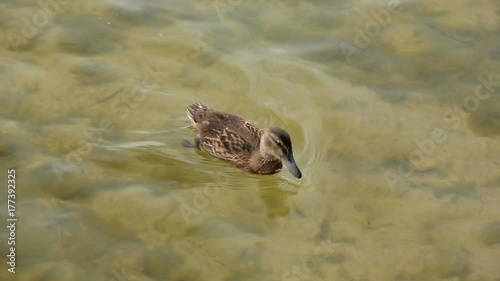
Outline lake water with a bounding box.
[1,0,499,280]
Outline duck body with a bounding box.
[186,103,302,178]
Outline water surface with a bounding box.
[0,0,499,280]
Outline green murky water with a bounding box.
[1,0,499,280]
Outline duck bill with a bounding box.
[283,155,302,179]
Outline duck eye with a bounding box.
[271,138,282,147]
[272,139,289,152]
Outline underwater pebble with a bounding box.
[478,222,500,245]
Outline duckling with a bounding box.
[184,103,302,178]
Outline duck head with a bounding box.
[260,127,302,179]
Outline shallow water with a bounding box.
[0,0,499,280]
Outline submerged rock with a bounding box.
[56,15,124,54]
[468,102,500,137]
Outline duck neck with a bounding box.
[254,142,279,167]
[258,139,275,162]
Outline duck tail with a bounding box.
[186,103,209,125]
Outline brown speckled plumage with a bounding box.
[185,103,302,178]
